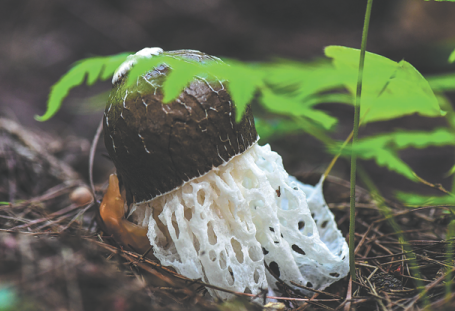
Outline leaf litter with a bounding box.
[0,119,454,310]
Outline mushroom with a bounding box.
[100,48,349,299]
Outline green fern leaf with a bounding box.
[372,149,418,181]
[205,60,262,122]
[390,128,455,149]
[423,1,455,3]
[162,60,205,103]
[348,141,418,181]
[35,53,129,121]
[128,55,214,103]
[396,192,455,206]
[254,117,302,142]
[450,48,455,63]
[427,73,455,92]
[446,163,455,177]
[335,128,455,182]
[301,93,353,107]
[260,89,337,130]
[125,55,167,87]
[261,60,345,100]
[101,53,133,80]
[325,46,443,123]
[124,54,343,124]
[230,77,258,123]
[127,56,261,122]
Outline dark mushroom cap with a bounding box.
[104,50,258,204]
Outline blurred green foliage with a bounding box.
[37,46,455,204]
[0,287,16,311]
[35,52,130,122]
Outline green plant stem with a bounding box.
[349,0,373,282]
[292,116,335,146]
[323,130,353,179]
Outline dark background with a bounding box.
[1,0,455,198]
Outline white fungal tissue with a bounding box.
[131,143,349,299]
[112,47,164,84]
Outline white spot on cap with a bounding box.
[112,47,164,84]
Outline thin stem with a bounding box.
[323,113,369,179]
[349,0,373,282]
[89,117,104,204]
[323,130,354,179]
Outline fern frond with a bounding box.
[35,53,130,121]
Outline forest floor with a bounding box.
[1,117,454,311]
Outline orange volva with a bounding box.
[99,174,149,253]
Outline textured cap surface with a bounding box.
[104,50,257,204]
